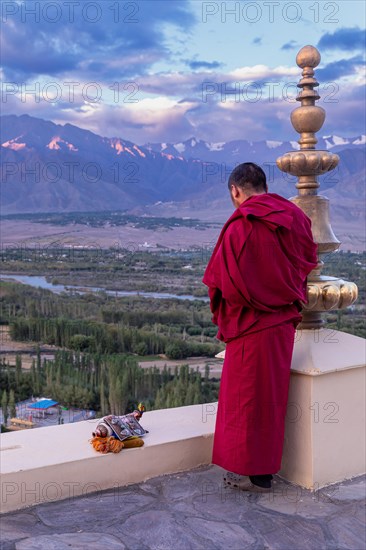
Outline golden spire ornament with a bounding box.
[276,45,358,329]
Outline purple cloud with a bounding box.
[1,0,196,80]
[318,27,366,51]
[281,40,299,51]
[317,55,364,80]
[188,60,222,70]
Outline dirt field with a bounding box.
[0,220,221,251]
[0,326,57,369]
[1,216,364,252]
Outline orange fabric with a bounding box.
[90,435,144,453]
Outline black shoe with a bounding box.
[249,474,273,489]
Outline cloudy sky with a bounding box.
[1,0,365,144]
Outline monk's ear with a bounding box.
[231,184,240,198]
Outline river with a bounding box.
[0,274,209,302]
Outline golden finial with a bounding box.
[276,46,358,329]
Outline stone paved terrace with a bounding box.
[1,465,365,550]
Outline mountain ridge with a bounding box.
[143,133,366,166]
[1,115,365,221]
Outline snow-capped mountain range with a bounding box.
[1,115,365,216]
[144,134,366,166]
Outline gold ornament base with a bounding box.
[300,277,358,329]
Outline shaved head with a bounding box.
[228,163,267,193]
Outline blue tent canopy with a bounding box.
[28,399,58,410]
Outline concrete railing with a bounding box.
[0,403,217,514]
[1,329,365,513]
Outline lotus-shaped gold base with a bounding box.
[276,150,339,182]
[305,277,358,311]
[299,277,358,329]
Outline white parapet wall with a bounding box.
[280,329,366,489]
[0,403,217,514]
[1,329,365,513]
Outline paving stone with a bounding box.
[117,509,208,550]
[15,532,125,549]
[184,516,256,549]
[132,470,207,504]
[106,526,154,550]
[0,512,50,543]
[351,501,366,522]
[327,515,366,550]
[110,487,156,511]
[258,516,328,550]
[3,468,365,550]
[36,490,155,530]
[188,465,223,479]
[137,481,161,498]
[160,473,203,502]
[164,498,203,516]
[192,481,265,523]
[322,480,366,502]
[185,465,226,486]
[256,481,340,518]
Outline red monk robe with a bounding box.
[203,193,317,475]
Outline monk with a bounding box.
[202,162,317,491]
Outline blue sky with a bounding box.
[1,0,365,143]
